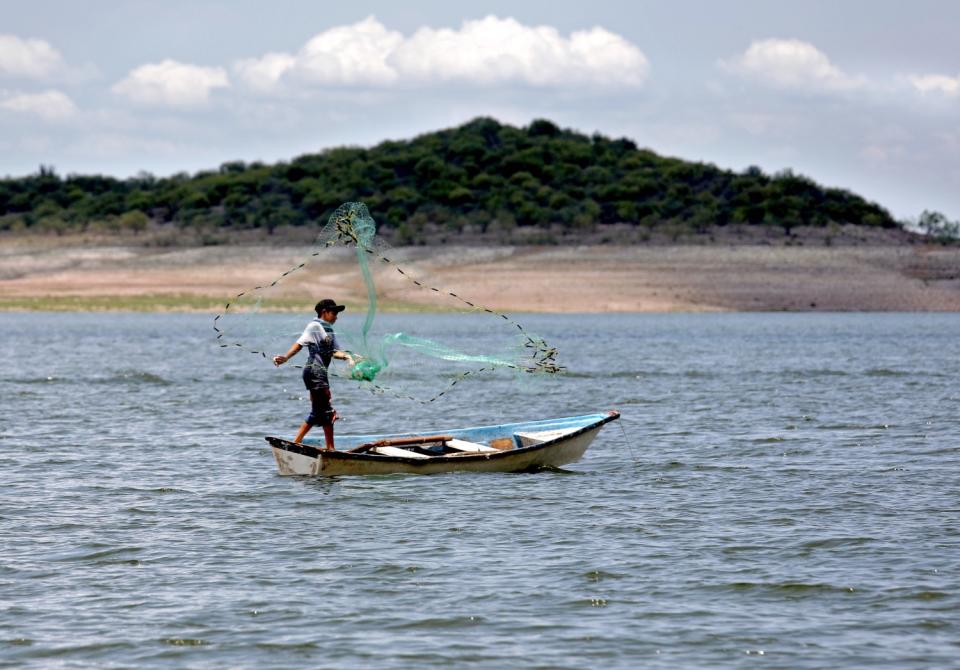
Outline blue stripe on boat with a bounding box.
[299,412,614,450]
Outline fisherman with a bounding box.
[273,298,355,449]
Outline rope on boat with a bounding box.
[617,417,641,468]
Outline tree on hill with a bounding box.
[917,210,959,243]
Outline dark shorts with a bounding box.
[302,365,329,392]
[303,368,334,427]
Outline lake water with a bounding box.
[1,312,958,668]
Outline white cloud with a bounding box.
[908,73,960,97]
[234,16,401,91]
[234,52,296,93]
[0,34,63,78]
[234,15,648,91]
[0,89,76,121]
[297,16,403,86]
[113,59,229,107]
[391,16,648,86]
[721,38,863,92]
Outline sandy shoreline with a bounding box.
[1,239,959,312]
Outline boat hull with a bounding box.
[267,411,619,477]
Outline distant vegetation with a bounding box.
[916,210,960,243]
[0,117,908,244]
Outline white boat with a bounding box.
[265,411,620,476]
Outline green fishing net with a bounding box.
[215,202,562,403]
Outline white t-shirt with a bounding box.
[296,318,341,368]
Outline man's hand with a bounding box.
[275,343,301,366]
[334,350,357,365]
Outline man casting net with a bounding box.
[215,202,562,404]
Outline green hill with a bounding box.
[0,117,899,243]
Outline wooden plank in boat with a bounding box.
[515,428,576,447]
[447,439,498,453]
[373,446,431,459]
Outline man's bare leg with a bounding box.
[293,422,311,444]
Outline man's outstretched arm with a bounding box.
[273,343,302,366]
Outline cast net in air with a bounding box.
[214,203,562,403]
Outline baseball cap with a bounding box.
[315,298,346,314]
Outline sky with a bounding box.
[1,0,958,221]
